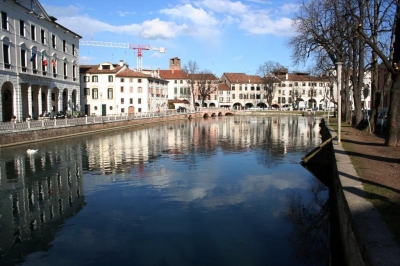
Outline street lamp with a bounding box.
[100,92,103,117]
[336,62,343,143]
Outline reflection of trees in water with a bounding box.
[285,178,330,265]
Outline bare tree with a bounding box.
[354,0,400,146]
[183,60,199,108]
[256,61,284,108]
[191,70,219,107]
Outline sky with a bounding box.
[39,0,307,77]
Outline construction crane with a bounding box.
[79,41,166,72]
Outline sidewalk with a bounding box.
[326,118,400,266]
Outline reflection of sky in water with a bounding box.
[1,116,329,266]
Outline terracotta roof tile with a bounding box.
[79,64,124,74]
[278,73,331,82]
[168,99,190,104]
[223,73,263,83]
[159,69,188,79]
[218,83,230,91]
[116,69,152,78]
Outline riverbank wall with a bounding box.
[303,118,399,266]
[0,114,189,148]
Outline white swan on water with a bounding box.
[27,149,38,154]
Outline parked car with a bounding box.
[176,106,186,112]
[363,109,371,124]
[281,104,290,111]
[55,111,66,119]
[377,108,388,128]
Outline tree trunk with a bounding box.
[385,72,400,146]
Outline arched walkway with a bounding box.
[1,82,13,121]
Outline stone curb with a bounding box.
[327,122,400,266]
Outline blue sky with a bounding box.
[40,0,305,77]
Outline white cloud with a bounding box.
[79,55,95,64]
[160,4,218,26]
[280,3,299,15]
[240,13,294,36]
[42,4,82,17]
[195,0,249,15]
[138,19,188,39]
[117,11,136,17]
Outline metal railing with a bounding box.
[0,109,193,134]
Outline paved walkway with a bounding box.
[327,122,400,266]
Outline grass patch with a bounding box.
[329,119,400,244]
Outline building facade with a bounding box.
[80,62,168,116]
[220,73,266,109]
[159,57,191,109]
[1,0,81,121]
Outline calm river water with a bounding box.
[0,115,330,266]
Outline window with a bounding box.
[63,40,66,52]
[120,86,124,93]
[3,44,10,69]
[31,24,36,40]
[21,49,27,71]
[121,108,125,113]
[120,78,124,82]
[72,44,75,56]
[84,88,90,95]
[52,58,57,77]
[108,75,113,82]
[174,80,177,84]
[92,88,98,99]
[137,87,142,93]
[138,98,141,104]
[92,76,98,82]
[108,88,113,99]
[63,62,67,79]
[41,29,45,44]
[52,34,56,48]
[129,86,133,93]
[1,11,7,30]
[231,86,235,90]
[129,78,133,82]
[180,80,183,84]
[138,79,142,83]
[19,20,25,36]
[84,76,90,82]
[138,108,142,113]
[72,65,76,80]
[129,98,133,104]
[31,51,37,73]
[121,98,124,104]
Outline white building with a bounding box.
[80,62,168,116]
[220,73,266,109]
[274,70,333,110]
[0,0,81,121]
[159,57,191,109]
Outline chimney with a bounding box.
[119,60,124,66]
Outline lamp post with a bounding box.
[100,92,103,117]
[336,62,342,143]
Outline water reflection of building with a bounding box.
[80,116,323,180]
[0,149,84,261]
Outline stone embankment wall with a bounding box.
[0,114,189,148]
[303,119,369,266]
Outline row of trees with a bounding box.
[183,60,219,108]
[288,0,400,146]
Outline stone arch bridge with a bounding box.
[186,108,235,119]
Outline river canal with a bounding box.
[0,115,330,265]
